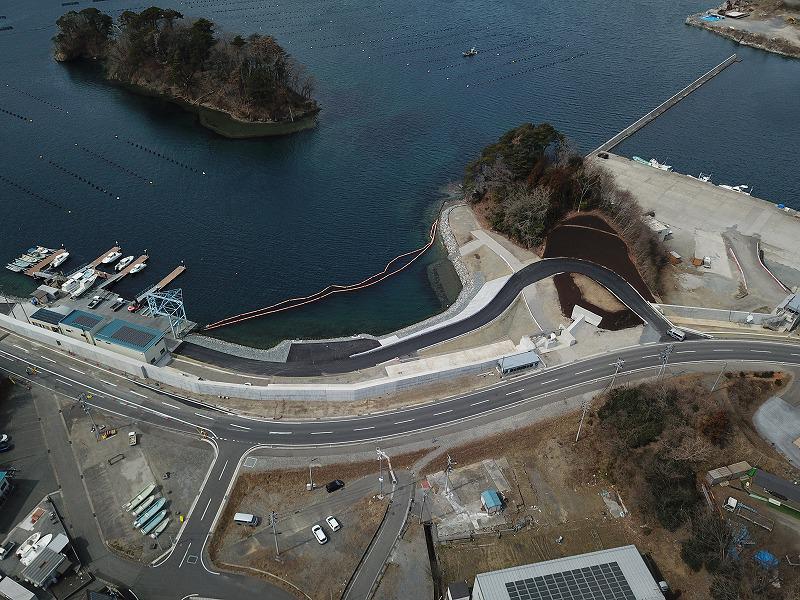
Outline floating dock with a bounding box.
[24,249,68,278]
[590,54,740,155]
[135,265,185,303]
[85,246,121,279]
[97,255,149,290]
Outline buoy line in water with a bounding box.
[75,144,154,185]
[467,50,589,87]
[204,219,438,330]
[41,155,121,200]
[437,43,574,77]
[0,106,31,122]
[0,174,71,214]
[211,0,362,17]
[4,83,66,112]
[244,8,407,33]
[116,136,205,175]
[424,38,558,72]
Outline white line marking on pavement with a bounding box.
[541,379,558,384]
[505,389,525,395]
[99,379,118,387]
[433,410,453,416]
[0,351,16,361]
[576,369,592,375]
[39,355,56,363]
[353,426,375,431]
[193,412,213,420]
[56,379,73,387]
[129,390,147,398]
[218,460,228,481]
[676,351,696,354]
[69,367,85,374]
[471,399,490,406]
[178,543,192,568]
[394,418,414,425]
[229,423,251,430]
[310,431,333,435]
[269,431,292,435]
[12,344,28,352]
[639,355,658,359]
[713,349,732,352]
[163,402,181,409]
[750,350,771,353]
[200,498,212,521]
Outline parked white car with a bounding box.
[312,524,328,544]
[325,516,341,532]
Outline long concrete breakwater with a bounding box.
[591,53,740,156]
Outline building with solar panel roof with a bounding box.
[471,546,665,600]
[94,319,167,364]
[57,309,106,344]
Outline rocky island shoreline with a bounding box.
[53,6,320,137]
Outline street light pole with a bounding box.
[658,344,674,379]
[577,358,624,442]
[78,393,100,442]
[308,457,319,491]
[270,511,279,557]
[711,362,728,394]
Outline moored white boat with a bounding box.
[51,251,70,268]
[115,255,135,271]
[71,273,97,298]
[101,251,122,264]
[130,262,147,274]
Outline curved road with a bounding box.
[1,335,797,599]
[178,258,677,376]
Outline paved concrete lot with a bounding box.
[753,396,800,469]
[0,382,58,535]
[63,405,213,561]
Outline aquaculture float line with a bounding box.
[204,220,438,330]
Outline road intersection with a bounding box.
[1,333,798,598]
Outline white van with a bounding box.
[667,327,685,341]
[234,513,260,527]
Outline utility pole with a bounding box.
[576,357,624,443]
[308,457,319,491]
[711,362,728,394]
[658,344,674,379]
[444,454,456,497]
[419,488,428,524]
[270,511,279,557]
[77,393,100,442]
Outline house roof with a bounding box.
[60,309,104,332]
[482,489,503,509]
[753,469,800,504]
[20,547,67,587]
[0,576,37,600]
[499,350,541,370]
[447,581,470,600]
[29,308,68,326]
[95,319,164,353]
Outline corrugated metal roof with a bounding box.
[753,469,800,504]
[60,310,104,332]
[0,576,37,600]
[499,350,541,371]
[787,295,800,313]
[95,319,164,352]
[20,547,66,587]
[473,545,665,600]
[29,308,68,326]
[482,490,503,508]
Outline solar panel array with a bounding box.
[71,313,102,328]
[504,562,636,600]
[109,324,157,349]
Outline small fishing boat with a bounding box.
[718,183,751,195]
[16,532,41,558]
[140,510,168,535]
[130,262,147,274]
[649,158,672,171]
[132,494,157,517]
[51,251,70,268]
[687,172,712,183]
[20,533,52,566]
[124,483,157,512]
[462,47,478,57]
[71,273,97,298]
[150,516,170,539]
[115,255,135,271]
[101,250,122,264]
[81,268,96,281]
[134,497,166,528]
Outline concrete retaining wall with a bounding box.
[0,313,499,402]
[656,304,773,325]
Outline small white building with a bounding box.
[58,309,106,344]
[498,350,541,375]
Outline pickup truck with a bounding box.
[128,431,137,446]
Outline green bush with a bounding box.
[597,386,669,448]
[644,457,700,531]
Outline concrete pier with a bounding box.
[591,54,740,155]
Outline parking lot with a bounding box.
[0,379,58,535]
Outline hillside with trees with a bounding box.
[464,123,666,292]
[53,7,318,129]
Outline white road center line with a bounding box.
[353,426,375,431]
[575,369,592,375]
[394,418,414,425]
[540,379,558,384]
[200,498,212,521]
[505,389,525,395]
[750,350,771,353]
[218,460,228,481]
[56,379,73,387]
[69,367,85,374]
[639,355,658,359]
[269,431,292,435]
[163,402,181,409]
[676,350,696,354]
[99,379,118,387]
[713,349,732,352]
[193,412,213,420]
[433,410,453,416]
[471,399,490,406]
[39,355,56,363]
[229,423,251,430]
[310,431,333,435]
[12,344,28,353]
[129,390,147,398]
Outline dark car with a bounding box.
[109,298,125,311]
[325,480,345,493]
[0,441,12,453]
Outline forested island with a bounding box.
[53,7,320,137]
[464,123,666,293]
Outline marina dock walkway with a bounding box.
[24,249,68,277]
[97,255,148,290]
[135,265,185,303]
[591,53,740,155]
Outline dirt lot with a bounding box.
[426,371,800,599]
[211,450,430,599]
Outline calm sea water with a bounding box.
[1,0,798,347]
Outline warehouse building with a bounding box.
[94,319,167,364]
[471,545,665,600]
[29,306,71,333]
[498,350,541,375]
[58,310,105,344]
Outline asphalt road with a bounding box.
[178,257,676,376]
[1,334,798,599]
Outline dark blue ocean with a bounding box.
[1,0,798,347]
